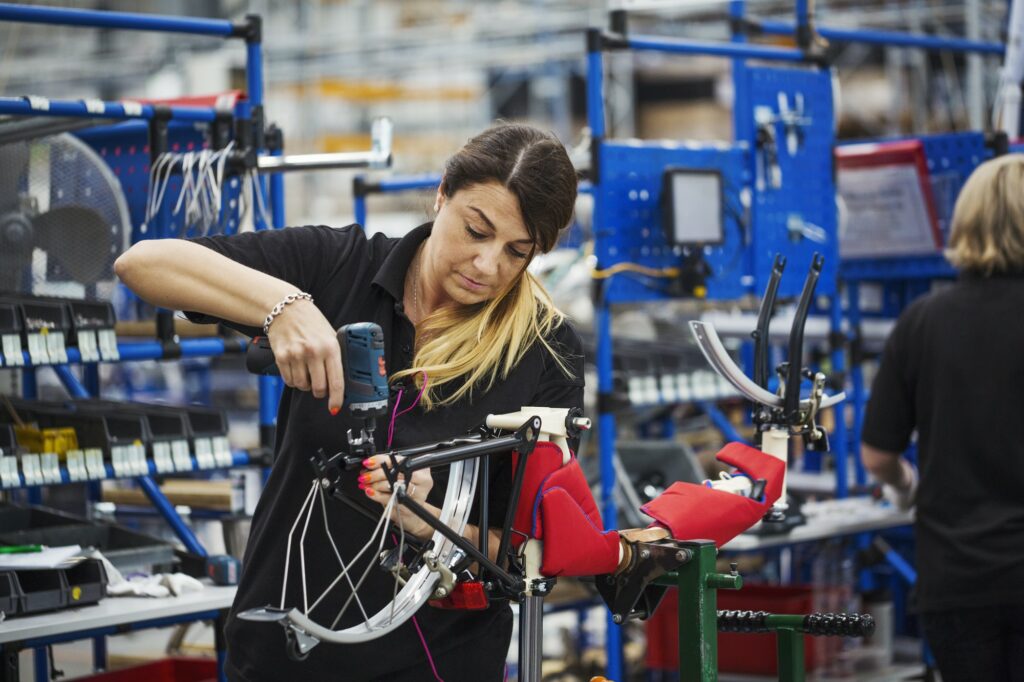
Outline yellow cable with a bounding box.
[590,262,680,280]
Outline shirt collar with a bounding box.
[372,222,433,300]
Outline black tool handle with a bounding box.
[245,336,279,375]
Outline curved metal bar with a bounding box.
[689,321,844,410]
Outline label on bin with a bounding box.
[21,454,43,486]
[171,440,192,472]
[110,445,129,478]
[40,453,62,484]
[1,334,24,366]
[195,438,215,470]
[77,330,100,363]
[66,450,88,482]
[0,456,19,487]
[213,437,233,468]
[153,442,174,474]
[84,448,106,479]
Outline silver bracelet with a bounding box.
[263,292,313,334]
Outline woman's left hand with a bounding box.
[359,455,435,537]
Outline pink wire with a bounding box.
[386,371,429,448]
[411,614,445,682]
[385,371,442,680]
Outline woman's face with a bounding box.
[425,181,534,307]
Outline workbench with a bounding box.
[724,498,913,551]
[1,583,236,682]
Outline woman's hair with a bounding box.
[945,153,1024,276]
[391,123,578,409]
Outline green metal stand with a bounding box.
[651,539,874,682]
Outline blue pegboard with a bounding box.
[76,119,244,244]
[593,141,751,303]
[744,66,839,298]
[592,65,839,304]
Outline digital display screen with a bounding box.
[662,169,724,246]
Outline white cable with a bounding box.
[280,482,318,610]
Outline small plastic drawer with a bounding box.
[64,557,107,607]
[13,568,68,616]
[0,571,20,617]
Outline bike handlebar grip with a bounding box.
[803,612,875,638]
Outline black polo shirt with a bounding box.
[187,223,585,681]
[862,273,1024,612]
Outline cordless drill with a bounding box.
[247,322,390,451]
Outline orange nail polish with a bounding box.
[329,407,340,416]
[357,482,365,491]
[362,458,373,468]
[359,474,370,484]
[364,488,375,497]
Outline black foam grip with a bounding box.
[803,613,875,638]
[717,610,771,633]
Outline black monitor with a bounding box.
[661,168,724,246]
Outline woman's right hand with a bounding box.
[266,298,346,414]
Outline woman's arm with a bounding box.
[115,239,345,412]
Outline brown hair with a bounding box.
[392,123,579,409]
[945,154,1024,276]
[441,123,578,254]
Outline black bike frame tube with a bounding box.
[496,444,532,574]
[753,255,786,389]
[480,453,490,579]
[783,254,823,419]
[397,433,527,474]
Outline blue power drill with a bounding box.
[247,322,390,439]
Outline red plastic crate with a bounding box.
[79,657,217,682]
[646,585,842,675]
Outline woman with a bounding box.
[861,153,1024,682]
[115,123,584,681]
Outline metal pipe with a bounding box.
[257,151,391,173]
[518,595,544,682]
[757,19,1004,55]
[377,174,441,193]
[625,34,806,62]
[52,365,91,399]
[0,97,216,122]
[0,3,234,36]
[135,475,208,557]
[586,37,606,139]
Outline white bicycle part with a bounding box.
[689,321,844,410]
[239,453,479,651]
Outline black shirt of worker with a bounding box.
[862,272,1024,613]
[186,223,585,681]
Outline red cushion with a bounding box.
[533,457,620,576]
[640,442,784,547]
[509,442,566,548]
[507,442,621,576]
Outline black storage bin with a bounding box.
[0,571,20,617]
[0,503,175,572]
[13,568,68,615]
[64,558,107,607]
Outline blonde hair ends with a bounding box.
[945,154,1024,276]
[391,271,572,410]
